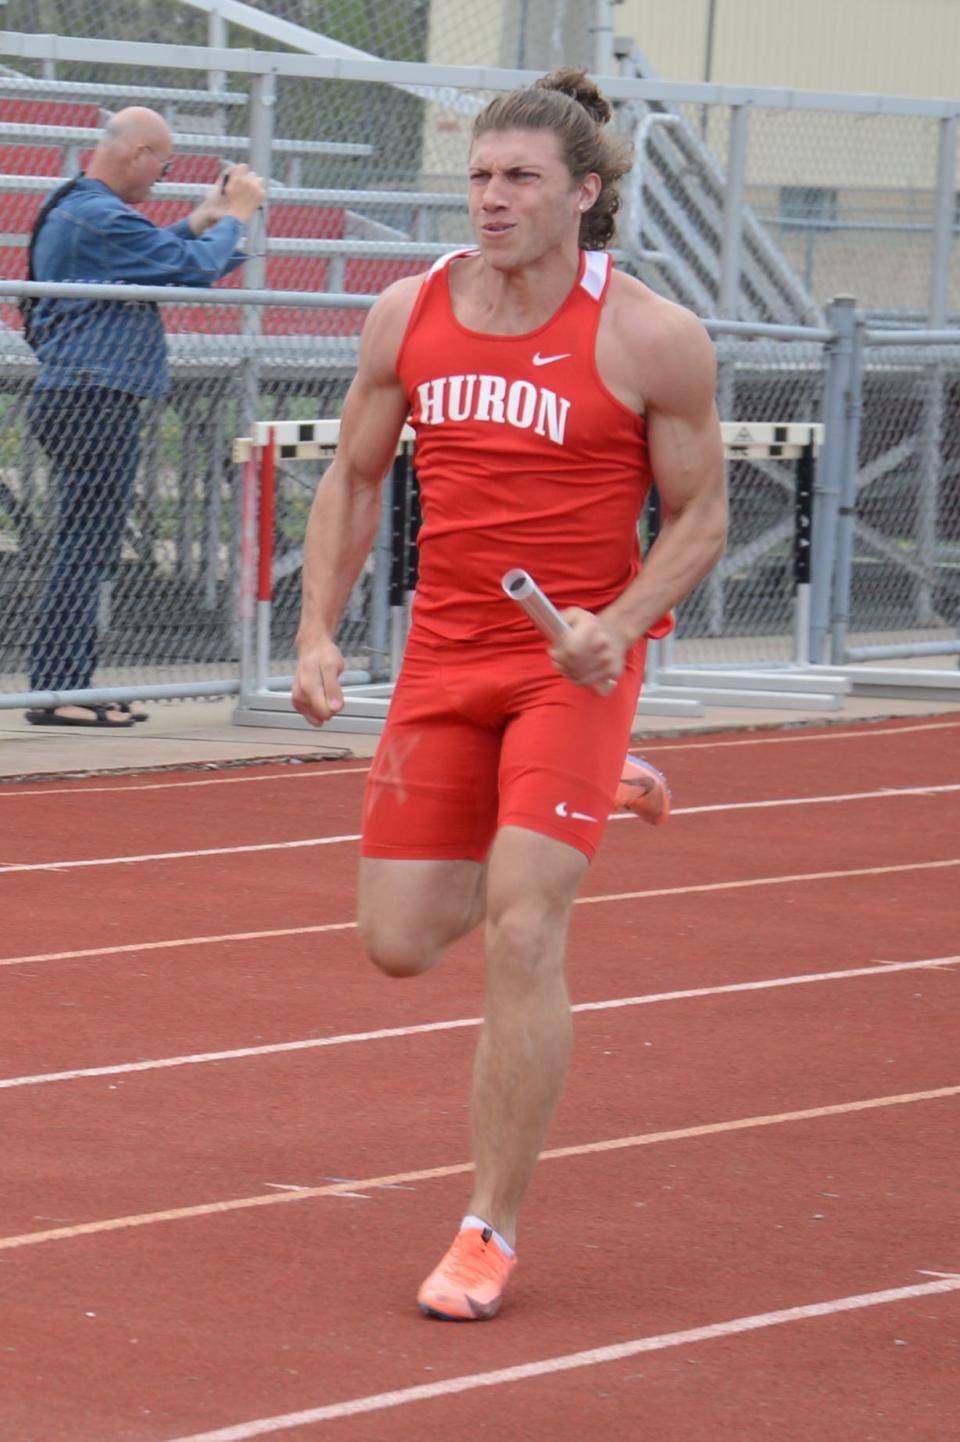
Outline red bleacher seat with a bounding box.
[163,267,241,334]
[167,154,223,184]
[266,205,345,238]
[344,258,427,292]
[0,145,63,177]
[0,246,26,330]
[140,199,346,239]
[0,123,381,338]
[0,99,101,128]
[0,248,27,278]
[81,150,222,185]
[261,306,364,336]
[0,193,43,231]
[264,256,328,290]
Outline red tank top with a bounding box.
[396,248,654,644]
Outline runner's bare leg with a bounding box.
[466,824,586,1248]
[358,857,486,977]
[358,828,584,1251]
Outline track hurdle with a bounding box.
[646,421,851,713]
[232,418,841,733]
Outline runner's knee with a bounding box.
[358,917,442,979]
[485,900,568,987]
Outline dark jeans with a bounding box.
[28,386,142,693]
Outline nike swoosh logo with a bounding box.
[532,352,571,366]
[555,801,599,823]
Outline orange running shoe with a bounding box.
[614,754,671,826]
[418,1226,517,1321]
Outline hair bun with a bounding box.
[534,66,612,127]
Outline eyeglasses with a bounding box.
[143,145,174,179]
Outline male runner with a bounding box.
[293,68,727,1320]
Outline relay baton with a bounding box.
[501,569,616,697]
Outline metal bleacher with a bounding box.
[614,38,822,327]
[0,67,465,347]
[0,14,822,342]
[0,12,827,362]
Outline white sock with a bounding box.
[460,1213,515,1258]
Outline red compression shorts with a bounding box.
[360,634,646,864]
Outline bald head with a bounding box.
[103,107,172,151]
[87,106,175,203]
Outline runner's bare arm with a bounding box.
[598,301,727,650]
[550,293,726,689]
[293,278,419,725]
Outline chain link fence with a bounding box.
[5,3,957,320]
[0,11,957,708]
[740,110,958,323]
[0,293,367,704]
[668,335,826,668]
[835,337,960,658]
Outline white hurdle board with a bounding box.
[233,418,415,465]
[232,419,819,466]
[233,418,837,733]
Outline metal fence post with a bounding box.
[207,5,228,133]
[829,311,865,662]
[206,6,227,95]
[928,115,957,332]
[914,115,957,625]
[232,69,275,667]
[718,104,750,322]
[809,296,856,664]
[244,71,274,278]
[240,68,274,436]
[704,105,752,636]
[917,359,946,625]
[591,0,616,75]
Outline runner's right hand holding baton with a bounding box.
[501,569,616,696]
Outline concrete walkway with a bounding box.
[2,688,959,781]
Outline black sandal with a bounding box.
[25,704,136,728]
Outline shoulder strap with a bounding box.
[25,173,84,282]
[578,250,611,302]
[426,246,478,277]
[20,174,84,349]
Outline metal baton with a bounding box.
[501,569,616,697]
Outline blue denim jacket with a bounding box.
[30,177,247,398]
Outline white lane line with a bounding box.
[1,954,955,1092]
[3,783,959,874]
[0,765,370,800]
[636,717,960,753]
[2,1085,958,1253]
[3,717,959,801]
[160,1274,960,1441]
[0,922,357,969]
[575,857,960,908]
[610,782,960,820]
[2,857,958,970]
[0,834,362,873]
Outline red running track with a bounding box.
[0,714,958,1441]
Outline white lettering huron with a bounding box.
[506,379,537,429]
[417,377,446,426]
[534,388,571,445]
[415,373,570,445]
[447,374,478,422]
[475,374,506,424]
